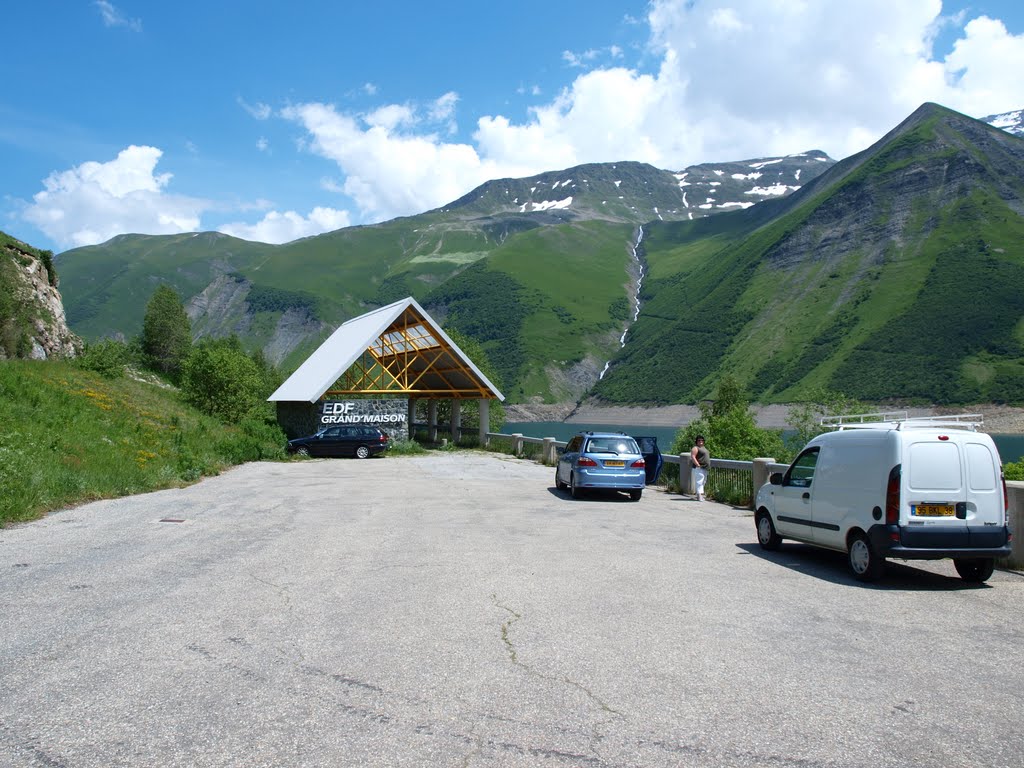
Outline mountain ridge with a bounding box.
[49,102,1024,405]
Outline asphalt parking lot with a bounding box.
[2,452,1022,768]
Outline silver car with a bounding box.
[555,431,646,501]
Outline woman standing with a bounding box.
[690,435,710,502]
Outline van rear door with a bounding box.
[902,434,1004,549]
[962,439,1006,547]
[902,438,967,547]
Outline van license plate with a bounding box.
[913,504,954,517]
[604,460,625,467]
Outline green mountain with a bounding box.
[55,155,831,401]
[594,102,1024,405]
[54,102,1024,406]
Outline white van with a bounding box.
[754,413,1012,582]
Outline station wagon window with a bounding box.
[566,436,583,453]
[322,427,342,438]
[784,448,820,488]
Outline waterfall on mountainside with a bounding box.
[599,225,645,380]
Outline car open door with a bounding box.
[633,436,663,485]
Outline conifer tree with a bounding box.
[141,285,191,380]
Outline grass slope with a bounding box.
[0,360,284,526]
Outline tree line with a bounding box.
[77,285,283,427]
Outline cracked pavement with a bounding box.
[1,452,1023,767]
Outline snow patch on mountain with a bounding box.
[982,108,1023,136]
[521,197,573,213]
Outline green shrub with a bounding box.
[669,376,786,498]
[1004,461,1024,481]
[180,340,266,421]
[387,439,428,456]
[77,339,130,379]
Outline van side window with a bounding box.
[784,448,820,488]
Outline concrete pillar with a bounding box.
[451,399,462,442]
[752,458,776,502]
[1005,481,1024,569]
[542,437,557,465]
[478,398,490,447]
[428,400,438,442]
[512,433,524,456]
[682,461,695,495]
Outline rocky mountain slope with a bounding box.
[0,232,81,360]
[594,102,1024,404]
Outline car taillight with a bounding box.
[1002,473,1009,515]
[578,457,598,467]
[885,464,901,525]
[633,458,646,468]
[380,434,389,442]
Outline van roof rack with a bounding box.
[820,412,984,431]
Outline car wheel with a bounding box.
[848,532,885,582]
[555,468,567,491]
[953,557,995,583]
[295,446,310,457]
[755,511,782,551]
[629,489,642,501]
[355,446,370,459]
[570,473,583,499]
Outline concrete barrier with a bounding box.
[1005,481,1024,569]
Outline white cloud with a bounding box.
[279,1,1024,229]
[23,146,204,249]
[282,101,495,223]
[25,1,1024,249]
[428,92,459,134]
[256,137,269,152]
[95,1,141,32]
[238,97,272,120]
[217,207,351,244]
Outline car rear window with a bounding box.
[586,438,638,454]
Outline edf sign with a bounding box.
[323,402,355,416]
[318,400,409,441]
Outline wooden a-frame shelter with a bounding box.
[268,297,504,441]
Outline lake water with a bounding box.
[502,421,1024,463]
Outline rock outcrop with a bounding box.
[1,234,82,360]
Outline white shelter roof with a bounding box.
[268,297,504,403]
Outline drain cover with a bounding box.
[159,518,185,523]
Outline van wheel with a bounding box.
[848,533,884,582]
[953,558,995,583]
[555,468,567,491]
[756,511,782,551]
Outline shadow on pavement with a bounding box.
[546,487,642,502]
[735,541,991,591]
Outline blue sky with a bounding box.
[2,1,1022,252]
